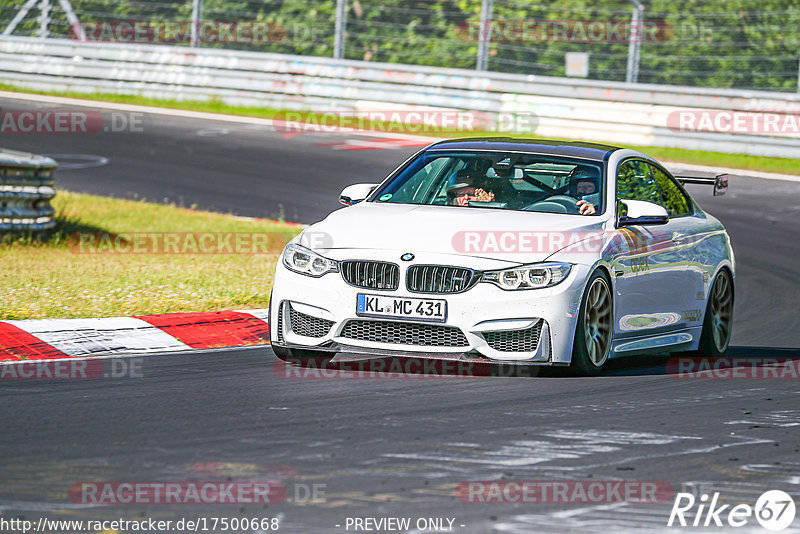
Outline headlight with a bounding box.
[282,244,338,277]
[481,262,571,290]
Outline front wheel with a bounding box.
[698,269,734,357]
[271,344,334,366]
[569,271,613,376]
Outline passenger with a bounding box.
[447,180,495,206]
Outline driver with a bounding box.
[568,167,601,215]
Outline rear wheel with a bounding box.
[570,271,613,376]
[698,270,734,357]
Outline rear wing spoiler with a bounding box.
[675,173,728,196]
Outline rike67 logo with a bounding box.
[668,490,796,531]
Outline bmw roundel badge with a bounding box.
[401,253,415,261]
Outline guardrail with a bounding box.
[1,36,799,158]
[0,148,57,232]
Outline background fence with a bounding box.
[0,148,57,232]
[1,0,799,92]
[1,36,799,158]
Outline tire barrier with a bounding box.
[0,148,57,232]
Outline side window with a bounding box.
[615,159,663,216]
[649,164,692,217]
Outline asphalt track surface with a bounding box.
[1,95,800,533]
[0,97,415,223]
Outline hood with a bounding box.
[298,202,609,265]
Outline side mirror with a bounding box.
[617,199,669,226]
[340,183,379,206]
[713,173,728,196]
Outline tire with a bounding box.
[271,344,334,366]
[569,271,613,376]
[698,269,734,357]
[271,343,294,361]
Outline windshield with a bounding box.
[370,151,605,215]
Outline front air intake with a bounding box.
[288,304,335,338]
[482,321,543,352]
[340,319,469,347]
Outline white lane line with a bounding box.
[725,410,800,427]
[572,435,773,471]
[544,430,700,445]
[551,501,629,519]
[42,154,109,170]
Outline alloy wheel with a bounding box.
[710,272,734,353]
[583,277,613,366]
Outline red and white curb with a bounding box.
[0,310,270,362]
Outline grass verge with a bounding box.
[0,191,301,320]
[1,83,798,176]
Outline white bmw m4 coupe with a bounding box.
[270,138,734,375]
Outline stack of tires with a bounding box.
[0,148,57,232]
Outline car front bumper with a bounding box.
[271,256,592,365]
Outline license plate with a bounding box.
[356,294,447,322]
